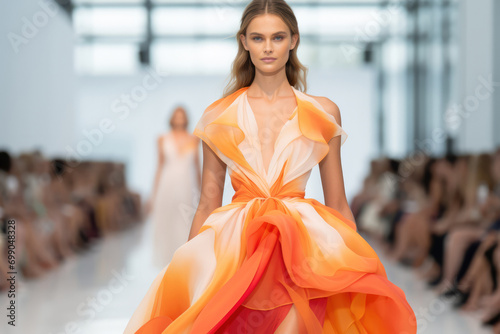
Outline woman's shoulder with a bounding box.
[157,133,169,142]
[301,92,342,125]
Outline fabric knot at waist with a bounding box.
[231,186,305,204]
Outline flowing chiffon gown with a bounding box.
[150,133,198,268]
[124,85,417,333]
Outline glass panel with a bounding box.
[387,4,408,37]
[74,7,147,36]
[152,7,240,35]
[294,7,386,37]
[381,38,407,72]
[382,39,409,156]
[75,43,140,75]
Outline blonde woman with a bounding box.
[146,106,201,268]
[125,1,416,333]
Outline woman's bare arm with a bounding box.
[317,97,355,223]
[188,141,226,241]
[193,137,202,189]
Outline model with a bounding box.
[124,0,417,332]
[147,106,201,268]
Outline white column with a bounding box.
[454,0,495,153]
[494,0,500,148]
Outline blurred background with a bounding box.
[1,0,499,333]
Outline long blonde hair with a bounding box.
[222,0,308,98]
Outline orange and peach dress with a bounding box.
[123,85,417,333]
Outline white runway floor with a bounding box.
[0,217,494,334]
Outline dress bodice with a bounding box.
[162,132,197,169]
[193,85,348,204]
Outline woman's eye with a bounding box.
[275,36,283,41]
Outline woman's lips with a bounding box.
[261,58,276,63]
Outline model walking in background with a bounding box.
[146,106,201,268]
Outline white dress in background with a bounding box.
[150,132,199,268]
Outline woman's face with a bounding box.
[171,109,187,130]
[240,13,297,74]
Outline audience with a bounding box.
[354,148,500,333]
[0,150,143,289]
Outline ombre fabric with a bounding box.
[124,85,417,334]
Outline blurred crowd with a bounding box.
[0,150,143,291]
[352,148,500,333]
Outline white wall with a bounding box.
[0,0,76,156]
[74,71,228,200]
[75,67,377,205]
[306,67,377,205]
